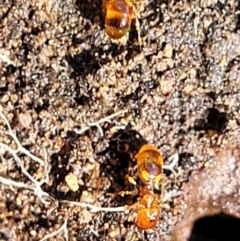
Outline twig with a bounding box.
[0,175,35,190]
[0,140,50,203]
[0,110,51,203]
[0,172,126,212]
[0,174,50,203]
[0,111,44,165]
[73,109,128,136]
[0,173,126,214]
[0,142,37,183]
[38,219,68,241]
[61,200,126,213]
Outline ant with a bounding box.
[134,144,163,229]
[114,144,179,230]
[102,0,142,44]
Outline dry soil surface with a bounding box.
[0,0,240,240]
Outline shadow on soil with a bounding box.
[189,213,240,241]
[97,128,147,205]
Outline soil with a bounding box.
[0,0,240,240]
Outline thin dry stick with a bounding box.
[0,175,36,190]
[0,142,37,183]
[0,111,44,165]
[0,173,125,213]
[61,200,126,213]
[0,109,56,202]
[73,109,128,136]
[0,174,51,203]
[38,219,68,241]
[0,141,51,203]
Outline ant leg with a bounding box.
[106,175,138,198]
[125,174,137,186]
[117,175,138,197]
[118,189,138,197]
[106,189,138,198]
[163,152,179,177]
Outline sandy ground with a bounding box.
[0,0,240,240]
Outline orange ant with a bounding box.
[128,144,179,230]
[134,144,163,229]
[102,0,142,44]
[108,142,179,230]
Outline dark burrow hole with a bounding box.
[194,107,228,133]
[97,128,147,204]
[189,212,240,241]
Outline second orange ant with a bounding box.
[134,144,163,229]
[124,144,179,230]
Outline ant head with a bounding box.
[135,144,163,190]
